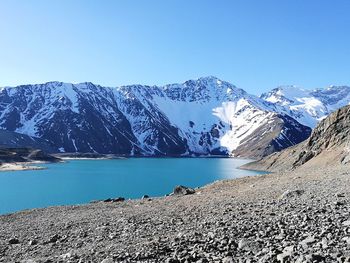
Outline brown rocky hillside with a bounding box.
[241,105,350,172]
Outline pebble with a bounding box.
[8,238,19,244]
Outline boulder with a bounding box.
[280,189,305,199]
[173,185,195,196]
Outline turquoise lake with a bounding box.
[0,158,264,215]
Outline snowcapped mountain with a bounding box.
[261,85,350,128]
[0,77,312,158]
[0,82,188,156]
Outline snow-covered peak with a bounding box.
[311,85,350,106]
[117,76,249,104]
[260,85,310,106]
[185,76,238,88]
[261,85,350,128]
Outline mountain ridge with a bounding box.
[261,84,350,128]
[0,76,347,158]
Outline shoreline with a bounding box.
[0,155,257,173]
[1,163,349,261]
[0,158,263,216]
[0,162,46,172]
[53,152,256,160]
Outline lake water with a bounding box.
[0,158,265,215]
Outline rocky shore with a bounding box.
[0,162,45,172]
[1,162,350,263]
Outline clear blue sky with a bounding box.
[1,0,349,94]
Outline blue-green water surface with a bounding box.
[0,158,265,215]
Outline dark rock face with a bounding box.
[293,105,350,167]
[233,114,311,159]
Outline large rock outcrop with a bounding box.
[241,105,350,172]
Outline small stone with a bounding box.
[142,195,149,199]
[108,232,117,240]
[311,254,325,262]
[300,236,316,248]
[335,201,344,206]
[342,236,350,244]
[8,238,19,244]
[277,246,294,262]
[28,239,38,246]
[280,189,304,199]
[238,239,258,251]
[207,232,215,239]
[60,252,72,259]
[303,215,310,222]
[283,245,294,255]
[112,197,125,202]
[295,256,306,263]
[336,193,345,197]
[321,237,328,248]
[100,258,114,263]
[47,234,60,243]
[222,257,234,263]
[343,220,350,226]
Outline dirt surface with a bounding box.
[1,162,350,263]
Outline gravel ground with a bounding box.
[1,164,350,263]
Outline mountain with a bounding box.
[241,104,350,172]
[0,77,312,158]
[117,77,311,158]
[0,129,56,153]
[261,85,350,128]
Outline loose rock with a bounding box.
[173,185,195,195]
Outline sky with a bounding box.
[0,0,349,94]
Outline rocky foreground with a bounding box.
[1,162,350,263]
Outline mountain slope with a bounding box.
[232,113,311,158]
[241,104,350,172]
[0,77,312,157]
[0,129,56,153]
[116,77,311,157]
